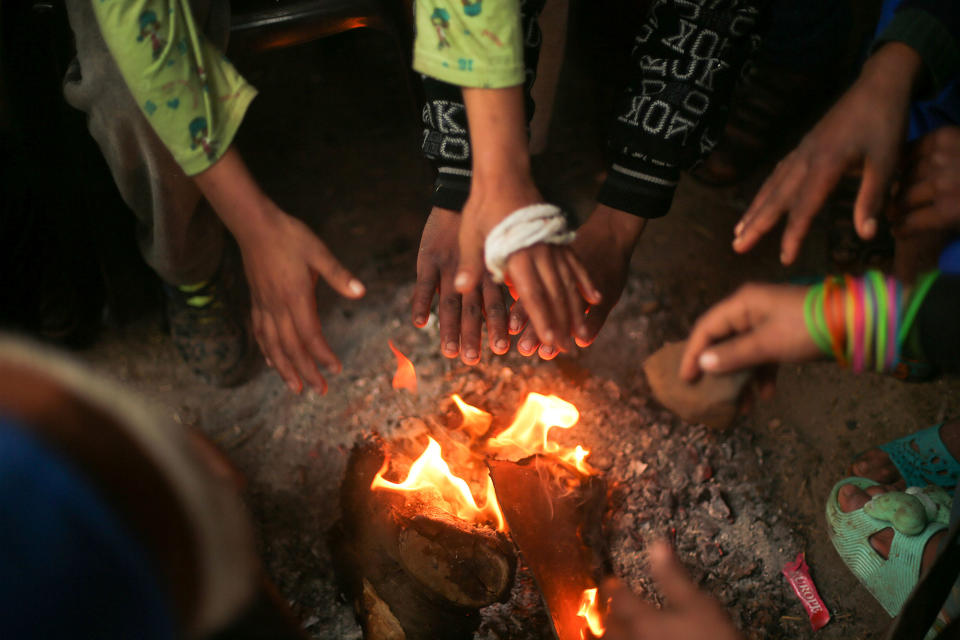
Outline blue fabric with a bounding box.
[876,0,960,141]
[0,415,176,639]
[939,239,960,274]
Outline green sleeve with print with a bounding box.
[413,0,525,88]
[92,0,257,176]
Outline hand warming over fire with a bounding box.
[600,541,743,640]
[455,86,601,355]
[512,205,644,358]
[679,283,822,382]
[412,207,512,364]
[193,148,366,394]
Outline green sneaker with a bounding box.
[163,270,249,387]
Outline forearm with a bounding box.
[856,42,924,105]
[462,85,531,186]
[192,146,278,245]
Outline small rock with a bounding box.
[604,380,622,401]
[272,425,287,440]
[627,459,649,478]
[693,462,714,484]
[767,418,781,430]
[707,488,732,521]
[640,299,660,314]
[700,542,723,566]
[642,341,752,430]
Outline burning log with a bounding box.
[488,455,608,640]
[333,434,516,640]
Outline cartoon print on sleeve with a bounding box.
[431,8,451,49]
[137,10,167,60]
[461,0,482,17]
[189,117,217,161]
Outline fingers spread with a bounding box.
[259,313,302,393]
[438,271,462,358]
[482,279,510,354]
[460,288,483,365]
[411,263,440,327]
[854,153,897,239]
[780,161,846,264]
[564,250,602,305]
[278,312,328,394]
[309,239,365,299]
[531,247,571,350]
[516,325,540,357]
[508,299,528,335]
[291,292,341,374]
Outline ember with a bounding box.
[388,340,417,393]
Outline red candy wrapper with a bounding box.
[782,552,830,630]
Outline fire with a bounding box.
[451,394,492,438]
[577,588,605,638]
[488,393,594,474]
[388,340,417,394]
[372,437,505,531]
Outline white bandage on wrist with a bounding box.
[483,203,576,283]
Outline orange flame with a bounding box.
[372,437,505,531]
[388,340,417,394]
[577,588,605,638]
[488,393,594,474]
[451,394,492,438]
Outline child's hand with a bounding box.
[679,283,820,382]
[510,205,644,358]
[600,541,743,640]
[239,211,364,394]
[193,147,365,394]
[412,207,511,364]
[892,126,960,235]
[733,42,922,264]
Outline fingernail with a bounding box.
[445,341,458,355]
[541,346,556,357]
[579,326,591,339]
[592,289,602,302]
[779,250,788,264]
[862,218,877,238]
[509,316,520,333]
[699,351,718,371]
[853,461,867,475]
[464,349,478,362]
[266,358,274,368]
[544,331,555,345]
[519,340,535,354]
[289,380,302,394]
[454,272,469,290]
[348,279,366,296]
[734,222,744,236]
[495,339,509,352]
[414,315,426,326]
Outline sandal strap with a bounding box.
[827,478,946,616]
[879,424,960,491]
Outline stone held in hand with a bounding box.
[642,340,752,430]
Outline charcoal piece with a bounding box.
[333,434,516,640]
[488,456,608,640]
[643,341,752,430]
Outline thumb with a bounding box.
[648,540,699,604]
[854,153,897,240]
[455,228,486,294]
[697,330,768,375]
[309,239,366,299]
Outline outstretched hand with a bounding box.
[892,126,960,235]
[601,541,743,640]
[412,207,511,364]
[193,147,365,395]
[732,43,922,264]
[679,283,821,383]
[511,204,644,359]
[241,211,364,394]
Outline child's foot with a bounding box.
[163,267,250,387]
[836,482,945,573]
[848,420,960,491]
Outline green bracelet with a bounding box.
[898,270,940,347]
[868,271,888,373]
[804,283,833,356]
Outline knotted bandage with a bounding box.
[483,204,576,283]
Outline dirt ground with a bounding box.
[75,27,960,640]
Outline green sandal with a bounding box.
[878,424,960,492]
[826,477,950,616]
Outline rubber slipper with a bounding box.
[826,477,949,616]
[879,423,960,492]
